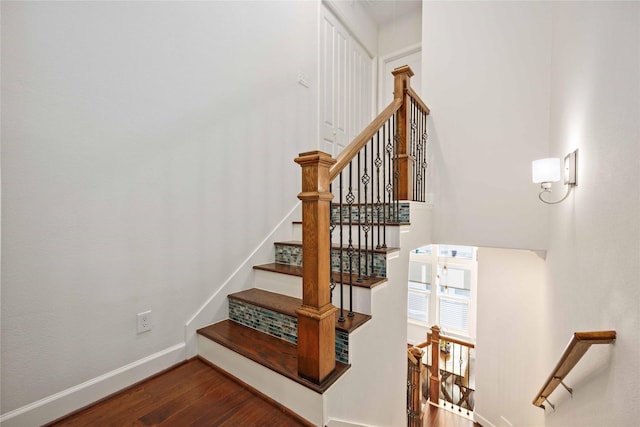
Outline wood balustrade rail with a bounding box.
[329,98,402,181]
[426,332,475,349]
[413,326,476,415]
[294,65,429,385]
[533,330,616,410]
[406,87,430,115]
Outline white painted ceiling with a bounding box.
[361,0,422,26]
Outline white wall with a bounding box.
[543,2,640,425]
[424,1,640,425]
[1,0,318,418]
[378,10,421,59]
[423,1,552,251]
[475,248,546,427]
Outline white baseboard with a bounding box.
[326,419,371,427]
[0,343,186,427]
[474,411,497,427]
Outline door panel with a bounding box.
[320,5,373,158]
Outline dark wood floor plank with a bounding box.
[49,361,209,427]
[85,362,214,426]
[49,359,311,427]
[422,402,482,427]
[137,375,226,425]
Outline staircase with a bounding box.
[194,66,431,426]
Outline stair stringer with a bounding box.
[324,202,432,427]
[184,202,301,357]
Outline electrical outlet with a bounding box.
[137,310,152,334]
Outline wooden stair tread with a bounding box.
[276,240,400,254]
[292,220,408,226]
[197,320,349,394]
[253,262,387,289]
[228,288,371,333]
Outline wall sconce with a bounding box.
[532,149,578,204]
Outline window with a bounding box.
[408,261,431,322]
[407,244,478,338]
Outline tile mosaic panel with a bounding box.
[330,202,410,224]
[335,330,349,364]
[331,249,387,277]
[274,244,302,266]
[228,298,349,363]
[275,243,388,277]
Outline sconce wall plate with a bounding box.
[564,150,577,185]
[533,149,578,205]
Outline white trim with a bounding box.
[326,419,375,427]
[184,202,301,357]
[474,411,497,427]
[0,343,186,427]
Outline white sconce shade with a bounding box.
[532,158,561,183]
[531,150,578,205]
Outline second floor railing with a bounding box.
[410,325,475,417]
[294,65,429,384]
[424,325,475,415]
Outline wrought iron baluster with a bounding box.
[450,343,455,409]
[386,115,394,227]
[362,143,370,280]
[346,162,355,320]
[393,112,400,222]
[415,101,422,202]
[365,138,372,277]
[423,108,428,202]
[411,100,417,201]
[466,346,472,415]
[329,184,336,303]
[357,153,362,283]
[383,119,390,248]
[375,129,382,249]
[338,172,345,323]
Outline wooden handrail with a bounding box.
[295,65,429,385]
[533,330,616,409]
[406,87,430,115]
[329,98,402,181]
[426,332,476,349]
[425,325,476,409]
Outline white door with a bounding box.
[320,5,374,158]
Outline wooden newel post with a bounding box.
[407,346,425,426]
[294,150,338,384]
[392,65,415,201]
[429,325,441,404]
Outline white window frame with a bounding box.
[407,245,478,341]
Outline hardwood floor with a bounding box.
[423,402,482,427]
[47,357,481,427]
[47,358,313,427]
